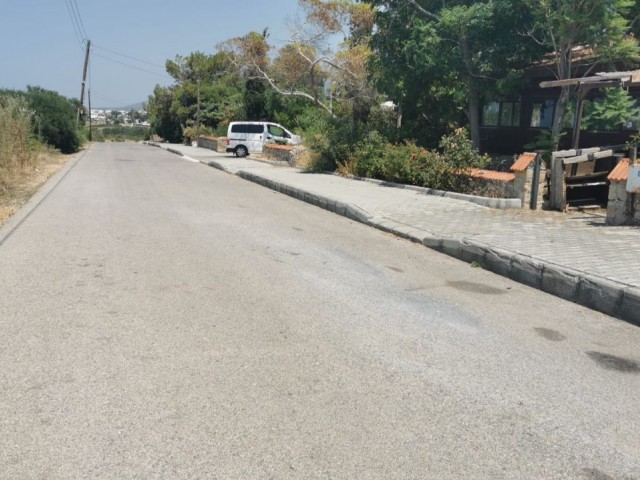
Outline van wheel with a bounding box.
[235,145,248,158]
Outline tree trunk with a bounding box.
[551,85,571,151]
[467,90,481,150]
[460,36,481,150]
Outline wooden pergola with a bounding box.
[540,70,640,149]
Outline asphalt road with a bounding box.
[1,143,639,479]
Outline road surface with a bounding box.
[1,143,639,479]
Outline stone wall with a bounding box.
[197,136,227,153]
[466,175,517,199]
[262,144,305,166]
[607,182,640,225]
[513,163,547,209]
[606,160,640,226]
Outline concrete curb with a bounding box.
[235,169,639,327]
[342,174,522,210]
[237,170,370,222]
[0,147,88,247]
[421,238,640,327]
[144,142,639,327]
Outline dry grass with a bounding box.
[0,96,73,227]
[0,148,70,228]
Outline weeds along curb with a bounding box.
[0,147,89,247]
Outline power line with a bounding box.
[92,44,166,70]
[64,0,84,49]
[66,0,85,40]
[70,0,88,39]
[92,52,172,79]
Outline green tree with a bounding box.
[368,0,540,148]
[147,85,182,142]
[25,86,80,153]
[523,0,639,147]
[582,87,640,131]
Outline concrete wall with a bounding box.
[607,182,640,225]
[197,136,227,153]
[262,144,305,166]
[467,177,517,199]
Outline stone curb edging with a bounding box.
[341,174,522,210]
[144,142,638,327]
[422,237,640,327]
[236,169,638,327]
[0,148,88,247]
[237,170,371,223]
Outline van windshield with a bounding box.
[268,125,290,138]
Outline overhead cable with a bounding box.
[92,52,172,79]
[92,44,166,70]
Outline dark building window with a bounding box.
[482,101,521,127]
[530,99,556,128]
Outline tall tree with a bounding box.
[523,0,639,147]
[369,0,539,148]
[219,0,376,118]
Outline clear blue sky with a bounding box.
[0,0,303,108]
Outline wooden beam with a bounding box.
[563,150,615,165]
[552,145,625,159]
[540,78,581,88]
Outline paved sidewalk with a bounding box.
[148,142,640,325]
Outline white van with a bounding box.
[226,122,301,157]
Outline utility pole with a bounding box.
[88,89,92,141]
[77,39,91,125]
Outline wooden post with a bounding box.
[550,152,566,211]
[530,154,541,210]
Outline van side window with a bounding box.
[247,124,264,134]
[231,124,247,134]
[268,125,285,137]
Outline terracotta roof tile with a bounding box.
[467,168,515,182]
[608,159,630,183]
[511,152,537,172]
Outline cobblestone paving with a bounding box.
[162,144,640,289]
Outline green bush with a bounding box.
[306,122,489,193]
[25,87,80,153]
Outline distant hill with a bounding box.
[94,102,145,111]
[121,102,145,111]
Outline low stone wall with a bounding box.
[262,144,305,166]
[196,136,227,153]
[607,160,640,225]
[465,169,517,199]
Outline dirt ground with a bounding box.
[0,150,76,228]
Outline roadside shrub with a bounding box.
[0,95,40,194]
[303,117,366,172]
[350,131,389,178]
[183,125,213,145]
[438,128,490,191]
[306,123,489,193]
[25,87,80,154]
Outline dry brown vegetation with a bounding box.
[0,96,71,227]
